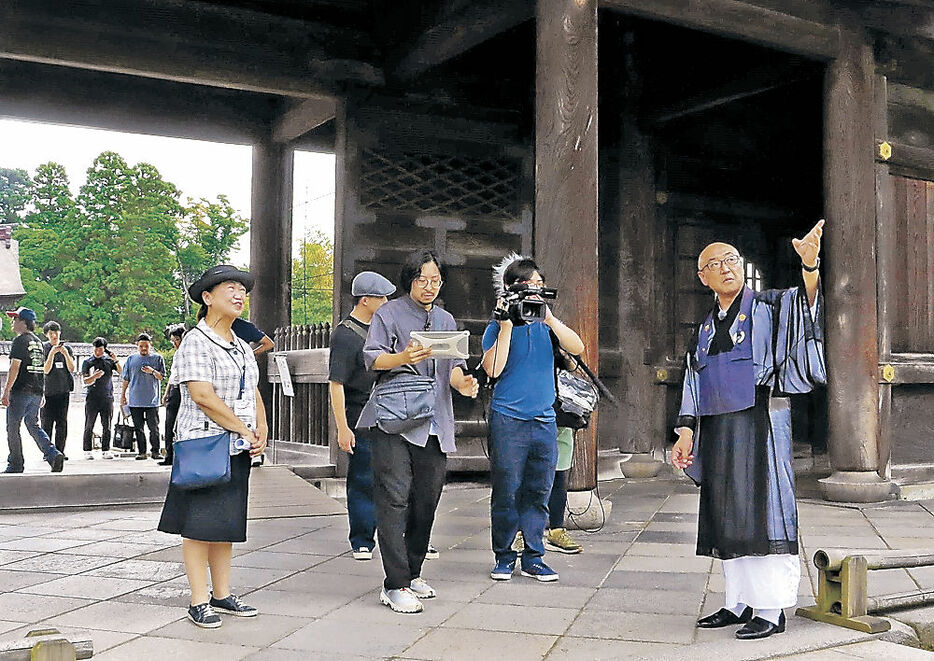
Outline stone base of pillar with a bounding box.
[818,471,893,503]
[565,489,613,531]
[597,449,626,481]
[619,452,666,479]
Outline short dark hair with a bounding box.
[43,321,61,333]
[22,318,35,332]
[92,337,108,348]
[353,295,365,306]
[399,250,445,294]
[503,258,543,287]
[165,323,186,340]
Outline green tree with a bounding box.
[175,194,249,317]
[291,229,333,325]
[0,167,32,224]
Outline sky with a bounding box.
[0,118,335,265]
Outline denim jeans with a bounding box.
[488,410,557,566]
[347,431,377,551]
[7,391,60,471]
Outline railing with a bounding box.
[267,324,331,448]
[797,547,934,633]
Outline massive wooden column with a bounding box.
[250,137,294,415]
[535,0,599,491]
[819,26,890,502]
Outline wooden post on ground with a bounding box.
[535,0,599,491]
[819,23,890,502]
[250,137,293,446]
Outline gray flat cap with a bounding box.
[352,271,396,297]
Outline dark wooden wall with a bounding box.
[891,177,934,353]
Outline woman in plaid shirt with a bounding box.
[158,265,268,629]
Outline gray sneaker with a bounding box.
[188,603,222,628]
[209,593,258,617]
[409,577,436,599]
[379,587,423,613]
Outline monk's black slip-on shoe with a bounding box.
[735,612,786,640]
[697,606,753,628]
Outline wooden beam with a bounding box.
[273,97,338,144]
[394,0,534,80]
[651,63,819,124]
[0,0,383,98]
[600,0,840,60]
[0,59,274,145]
[877,141,934,180]
[536,0,599,491]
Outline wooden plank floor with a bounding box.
[247,465,345,519]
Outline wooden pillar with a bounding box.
[535,0,599,491]
[819,26,890,502]
[250,137,294,432]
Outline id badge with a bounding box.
[234,398,252,420]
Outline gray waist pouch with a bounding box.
[372,373,436,435]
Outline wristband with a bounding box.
[802,257,820,272]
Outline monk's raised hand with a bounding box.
[792,219,824,268]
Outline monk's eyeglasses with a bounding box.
[700,254,741,272]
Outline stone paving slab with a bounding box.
[2,476,934,659]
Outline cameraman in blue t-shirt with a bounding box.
[481,255,584,583]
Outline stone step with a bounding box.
[891,464,934,501]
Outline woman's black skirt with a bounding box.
[158,451,251,543]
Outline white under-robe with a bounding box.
[723,554,801,610]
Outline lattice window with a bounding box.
[359,149,520,219]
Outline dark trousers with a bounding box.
[41,393,70,455]
[549,469,569,529]
[489,410,557,566]
[347,431,377,550]
[370,429,446,590]
[84,398,112,451]
[130,406,160,456]
[163,388,181,463]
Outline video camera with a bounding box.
[495,283,558,325]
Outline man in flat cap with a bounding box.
[2,307,65,472]
[329,271,395,560]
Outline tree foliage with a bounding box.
[6,153,248,346]
[291,229,333,325]
[0,167,32,224]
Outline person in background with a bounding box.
[329,270,395,561]
[158,264,266,629]
[230,316,273,466]
[41,321,75,460]
[81,337,121,459]
[2,307,65,473]
[158,324,187,466]
[122,332,166,460]
[544,427,583,554]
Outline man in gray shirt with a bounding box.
[121,332,166,460]
[357,250,479,615]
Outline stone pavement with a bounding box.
[0,475,933,660]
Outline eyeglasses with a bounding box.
[414,276,443,289]
[700,254,741,272]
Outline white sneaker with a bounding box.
[425,544,440,560]
[85,452,94,460]
[379,587,423,613]
[409,577,436,599]
[102,451,114,459]
[352,547,373,561]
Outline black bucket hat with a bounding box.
[189,265,255,305]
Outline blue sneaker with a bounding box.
[521,561,559,582]
[490,558,516,581]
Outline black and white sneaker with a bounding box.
[187,603,222,628]
[210,593,258,617]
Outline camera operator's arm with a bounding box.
[482,300,513,378]
[544,307,585,355]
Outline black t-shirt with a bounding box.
[328,317,376,426]
[82,355,118,401]
[42,342,75,396]
[10,332,45,395]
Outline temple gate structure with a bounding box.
[2,0,933,500]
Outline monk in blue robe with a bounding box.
[671,220,825,640]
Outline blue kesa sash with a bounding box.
[695,287,757,416]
